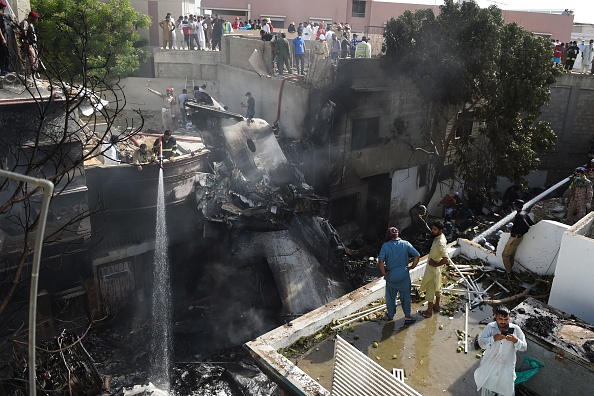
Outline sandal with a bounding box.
[404,318,417,325]
[418,310,432,319]
[433,306,441,313]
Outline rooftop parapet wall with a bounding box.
[153,49,220,80]
[539,73,594,183]
[549,211,594,325]
[457,220,570,276]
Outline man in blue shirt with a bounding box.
[378,227,420,324]
[349,33,361,58]
[292,31,306,75]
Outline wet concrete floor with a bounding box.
[293,300,494,395]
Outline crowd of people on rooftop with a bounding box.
[158,12,374,76]
[552,38,594,74]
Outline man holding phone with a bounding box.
[474,305,527,396]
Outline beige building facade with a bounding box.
[198,0,574,41]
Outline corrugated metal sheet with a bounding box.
[331,336,422,396]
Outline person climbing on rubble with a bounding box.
[419,220,449,318]
[148,86,178,131]
[378,227,420,325]
[133,143,156,171]
[474,305,527,396]
[153,130,177,161]
[241,92,255,119]
[565,167,593,224]
[501,199,533,280]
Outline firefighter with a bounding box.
[153,130,177,161]
[133,143,156,171]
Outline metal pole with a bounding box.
[472,176,571,242]
[0,169,55,396]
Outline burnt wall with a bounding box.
[328,59,433,239]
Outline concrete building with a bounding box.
[130,0,197,46]
[198,0,574,40]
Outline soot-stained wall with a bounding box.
[328,59,434,239]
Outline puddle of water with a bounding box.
[297,302,491,395]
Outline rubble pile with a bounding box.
[530,198,566,223]
[8,331,103,395]
[513,298,594,364]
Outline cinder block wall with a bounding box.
[540,73,594,182]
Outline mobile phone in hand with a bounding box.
[502,328,515,336]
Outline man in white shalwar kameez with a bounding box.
[197,16,206,50]
[474,306,527,396]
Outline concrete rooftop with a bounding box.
[290,298,492,395]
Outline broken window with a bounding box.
[455,111,474,139]
[330,194,359,225]
[351,117,380,150]
[352,0,366,18]
[418,164,428,187]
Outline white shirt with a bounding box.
[262,23,270,34]
[474,322,527,396]
[303,25,313,40]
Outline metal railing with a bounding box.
[0,169,55,396]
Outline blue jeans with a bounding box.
[385,278,412,319]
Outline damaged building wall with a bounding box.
[217,64,310,139]
[548,212,594,325]
[328,59,434,239]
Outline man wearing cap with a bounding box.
[153,130,177,161]
[20,10,40,72]
[566,167,593,224]
[241,92,255,119]
[316,23,326,41]
[502,199,534,279]
[314,34,328,59]
[378,227,420,325]
[355,36,372,58]
[148,86,178,131]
